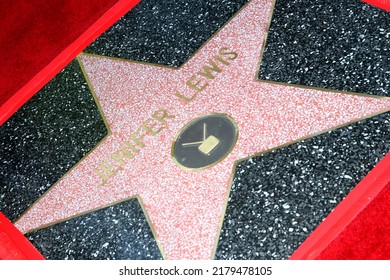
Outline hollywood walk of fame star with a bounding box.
[15,0,390,259]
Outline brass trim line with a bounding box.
[23,195,167,260]
[254,0,390,100]
[14,57,112,224]
[211,106,390,259]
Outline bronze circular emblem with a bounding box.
[172,114,238,170]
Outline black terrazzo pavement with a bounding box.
[0,59,107,221]
[259,0,390,96]
[26,199,163,260]
[84,0,249,67]
[215,111,390,259]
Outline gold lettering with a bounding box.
[100,159,121,176]
[152,109,175,125]
[112,145,134,166]
[186,75,208,92]
[124,141,139,153]
[197,59,222,79]
[95,108,174,187]
[130,127,146,148]
[95,159,121,187]
[218,47,238,61]
[94,168,109,187]
[175,91,197,103]
[141,118,162,136]
[214,55,230,66]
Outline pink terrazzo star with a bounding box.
[15,0,390,259]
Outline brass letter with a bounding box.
[186,75,208,92]
[95,159,121,186]
[94,168,108,187]
[112,145,134,166]
[218,47,238,61]
[100,159,121,176]
[197,59,222,79]
[141,118,162,136]
[214,55,230,66]
[152,109,175,125]
[124,141,139,153]
[130,127,146,148]
[175,91,197,103]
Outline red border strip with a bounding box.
[362,0,390,11]
[0,0,140,126]
[0,212,45,260]
[290,151,390,259]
